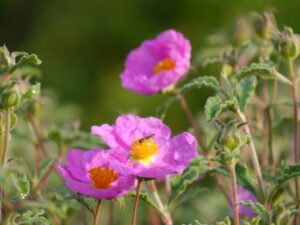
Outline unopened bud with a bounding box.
[254,10,276,39]
[1,91,20,108]
[279,27,299,59]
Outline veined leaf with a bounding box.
[180,76,225,95]
[129,191,163,215]
[236,76,257,112]
[205,96,237,121]
[234,61,276,80]
[237,200,270,223]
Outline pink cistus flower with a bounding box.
[91,114,198,178]
[230,186,258,218]
[120,29,191,95]
[57,148,137,199]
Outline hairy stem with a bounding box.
[288,59,299,225]
[229,164,239,225]
[236,109,265,203]
[132,180,142,225]
[1,109,11,165]
[93,199,102,225]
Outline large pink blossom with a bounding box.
[120,29,191,94]
[57,148,137,199]
[91,114,198,178]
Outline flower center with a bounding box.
[88,167,119,189]
[153,58,175,75]
[130,137,159,164]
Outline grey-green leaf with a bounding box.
[9,54,42,74]
[236,76,257,112]
[180,76,224,94]
[22,83,41,102]
[129,191,163,215]
[237,200,270,223]
[10,173,30,199]
[205,95,223,121]
[234,61,276,80]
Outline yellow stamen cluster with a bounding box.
[130,138,159,164]
[153,58,176,75]
[88,167,119,189]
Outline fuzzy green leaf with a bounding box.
[180,76,224,94]
[234,61,276,80]
[16,209,50,225]
[237,200,270,223]
[10,173,30,200]
[22,83,41,102]
[235,163,256,195]
[168,156,209,206]
[129,191,163,215]
[278,164,300,186]
[205,96,237,121]
[236,76,257,112]
[9,54,41,74]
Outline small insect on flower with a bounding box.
[138,134,155,144]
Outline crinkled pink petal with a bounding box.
[57,148,137,199]
[120,29,191,94]
[92,114,171,151]
[131,132,198,178]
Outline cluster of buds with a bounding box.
[214,120,250,166]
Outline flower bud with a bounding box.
[254,10,276,39]
[278,27,299,59]
[1,90,20,108]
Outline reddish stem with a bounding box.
[229,164,239,225]
[132,180,142,225]
[94,199,102,225]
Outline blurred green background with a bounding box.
[1,0,300,133]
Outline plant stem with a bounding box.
[148,180,172,225]
[229,164,239,225]
[179,96,208,154]
[132,180,142,225]
[1,109,11,165]
[93,199,102,225]
[28,112,48,158]
[108,201,114,225]
[236,109,265,203]
[178,95,232,205]
[288,59,299,225]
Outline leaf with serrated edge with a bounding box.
[236,76,257,112]
[180,76,224,94]
[129,191,163,215]
[237,200,270,223]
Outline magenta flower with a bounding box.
[57,148,137,199]
[120,29,191,94]
[230,186,258,218]
[91,114,198,178]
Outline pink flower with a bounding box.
[120,29,191,94]
[57,148,137,199]
[91,114,198,178]
[230,186,258,218]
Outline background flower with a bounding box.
[120,29,191,94]
[91,114,198,178]
[229,186,258,218]
[57,148,137,199]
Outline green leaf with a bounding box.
[235,163,256,195]
[9,54,42,74]
[205,96,223,121]
[189,220,202,225]
[116,196,125,211]
[38,158,54,177]
[22,83,41,102]
[16,209,50,225]
[234,61,276,80]
[155,96,177,120]
[216,216,231,225]
[205,96,237,121]
[9,112,17,130]
[10,173,30,199]
[180,76,224,94]
[168,156,209,206]
[237,200,270,223]
[236,76,257,112]
[129,191,163,215]
[278,164,300,186]
[176,187,208,207]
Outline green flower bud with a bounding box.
[1,90,20,108]
[254,10,276,40]
[278,27,299,59]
